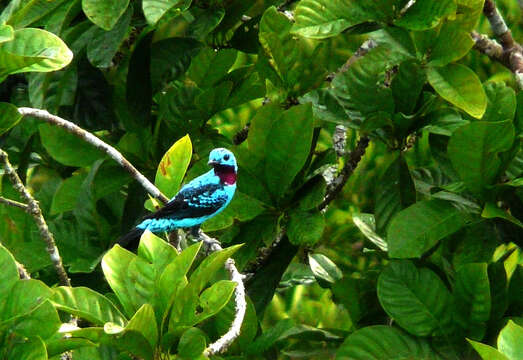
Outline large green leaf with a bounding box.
[377,261,453,336]
[388,199,469,258]
[0,24,14,43]
[187,47,237,89]
[0,279,53,322]
[155,134,192,198]
[287,210,325,246]
[467,339,509,360]
[428,22,474,66]
[50,172,88,214]
[51,286,127,326]
[194,280,236,323]
[7,300,61,340]
[482,81,517,122]
[7,336,47,360]
[178,327,206,359]
[427,63,487,119]
[292,0,408,39]
[0,243,19,298]
[137,231,178,273]
[352,213,388,251]
[336,325,440,359]
[142,0,189,26]
[454,263,491,339]
[265,104,313,199]
[374,153,415,235]
[395,0,456,30]
[5,0,68,29]
[86,5,131,68]
[448,120,515,194]
[498,321,523,360]
[0,101,22,135]
[308,253,343,285]
[0,28,73,78]
[82,0,129,30]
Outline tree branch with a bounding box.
[319,136,369,210]
[17,107,169,204]
[196,230,247,357]
[16,261,30,279]
[0,149,70,286]
[0,196,29,210]
[473,1,523,88]
[16,107,246,354]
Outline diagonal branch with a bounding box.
[17,107,169,204]
[0,196,29,210]
[0,149,70,286]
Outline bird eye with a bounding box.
[223,154,230,161]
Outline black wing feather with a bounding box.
[143,183,226,220]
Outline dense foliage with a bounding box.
[0,0,522,359]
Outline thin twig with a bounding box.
[197,231,246,356]
[0,196,29,210]
[326,39,378,81]
[0,149,70,286]
[319,137,370,210]
[17,107,169,204]
[474,1,523,88]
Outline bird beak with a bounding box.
[208,160,219,166]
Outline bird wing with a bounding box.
[143,183,228,220]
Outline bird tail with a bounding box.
[117,228,145,250]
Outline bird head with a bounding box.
[208,148,237,172]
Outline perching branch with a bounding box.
[0,149,70,286]
[472,1,523,88]
[196,230,247,356]
[17,107,169,204]
[16,261,30,280]
[17,107,246,354]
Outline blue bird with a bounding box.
[119,148,237,247]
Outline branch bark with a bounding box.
[473,1,523,88]
[0,196,29,210]
[17,107,169,204]
[0,149,70,286]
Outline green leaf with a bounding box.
[482,81,517,122]
[142,0,189,26]
[87,5,131,68]
[82,0,129,30]
[246,318,296,354]
[374,153,416,235]
[395,0,456,30]
[0,28,73,77]
[0,102,22,135]
[51,286,127,326]
[5,0,68,29]
[352,213,388,251]
[426,63,487,119]
[7,336,47,360]
[498,320,523,360]
[101,245,139,317]
[292,0,408,39]
[467,339,509,360]
[126,303,158,349]
[0,243,19,298]
[331,46,396,121]
[388,199,469,258]
[336,325,441,360]
[0,24,14,43]
[187,47,237,89]
[189,244,242,294]
[308,253,343,284]
[377,260,453,336]
[391,60,426,115]
[422,108,468,136]
[482,202,523,228]
[50,172,88,214]
[7,300,60,340]
[138,230,178,272]
[155,134,192,198]
[429,22,474,67]
[178,327,206,359]
[0,279,53,323]
[454,263,491,339]
[265,104,313,199]
[287,210,325,246]
[448,120,515,194]
[195,280,236,323]
[39,124,104,167]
